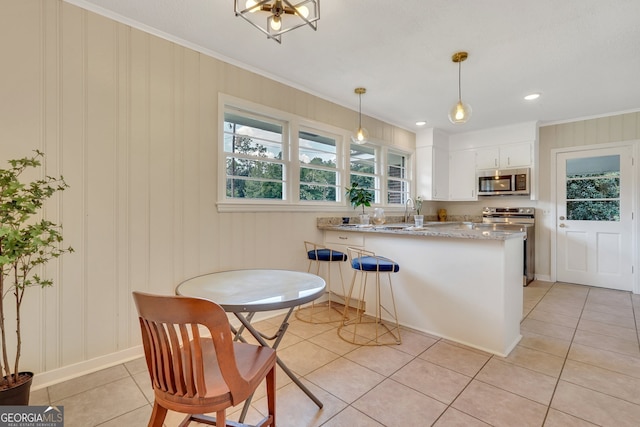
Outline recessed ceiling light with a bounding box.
[415,121,427,126]
[524,93,541,101]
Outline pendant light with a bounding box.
[351,87,369,145]
[448,51,472,124]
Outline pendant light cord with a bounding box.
[358,93,363,128]
[458,60,462,102]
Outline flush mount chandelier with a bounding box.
[234,0,320,44]
[449,51,472,124]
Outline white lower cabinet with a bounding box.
[321,230,525,356]
[324,231,364,251]
[321,231,364,300]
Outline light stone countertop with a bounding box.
[318,220,525,241]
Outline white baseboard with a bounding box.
[535,274,552,282]
[298,294,365,312]
[32,309,293,390]
[32,346,144,390]
[31,302,363,391]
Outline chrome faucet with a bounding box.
[404,197,414,223]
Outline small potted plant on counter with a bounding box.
[0,150,73,404]
[414,196,424,226]
[345,182,373,225]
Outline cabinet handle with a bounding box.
[339,236,348,240]
[508,157,511,165]
[494,158,497,167]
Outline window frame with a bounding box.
[297,125,344,204]
[217,94,413,212]
[386,148,411,206]
[223,107,289,202]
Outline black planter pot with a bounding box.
[0,372,34,405]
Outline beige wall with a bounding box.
[0,0,414,386]
[537,113,640,279]
[4,0,637,387]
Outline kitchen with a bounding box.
[2,1,640,425]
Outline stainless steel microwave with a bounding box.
[477,168,530,196]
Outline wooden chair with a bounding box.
[132,291,276,427]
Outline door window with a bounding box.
[565,155,620,221]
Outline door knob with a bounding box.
[559,223,566,228]
[559,216,565,220]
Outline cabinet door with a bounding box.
[449,150,477,200]
[323,232,364,298]
[500,143,532,168]
[415,146,448,200]
[475,147,500,169]
[432,146,449,200]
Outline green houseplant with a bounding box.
[0,151,72,403]
[345,182,373,224]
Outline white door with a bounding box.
[556,146,633,290]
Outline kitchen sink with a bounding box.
[378,224,409,230]
[421,221,472,230]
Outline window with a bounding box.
[348,144,410,205]
[349,143,377,201]
[387,150,410,205]
[566,155,620,221]
[220,96,413,211]
[299,129,339,202]
[223,109,286,200]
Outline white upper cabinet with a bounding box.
[500,143,533,168]
[475,147,500,169]
[449,149,477,200]
[416,145,448,200]
[475,142,532,170]
[416,122,538,201]
[415,128,449,200]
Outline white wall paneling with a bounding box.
[538,115,640,284]
[0,0,414,387]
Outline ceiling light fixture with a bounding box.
[524,93,541,101]
[448,51,472,125]
[234,0,320,44]
[416,121,427,126]
[351,88,369,145]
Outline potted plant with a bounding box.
[345,182,373,224]
[0,151,73,404]
[414,196,423,216]
[414,196,424,227]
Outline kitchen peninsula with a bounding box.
[318,220,525,356]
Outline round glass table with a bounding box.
[176,269,326,419]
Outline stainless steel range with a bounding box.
[482,207,535,285]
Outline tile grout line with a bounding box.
[47,283,640,426]
[539,283,590,426]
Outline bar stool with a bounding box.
[338,247,401,346]
[295,241,348,323]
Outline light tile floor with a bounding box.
[30,281,640,426]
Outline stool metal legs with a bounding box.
[296,242,347,323]
[338,248,401,346]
